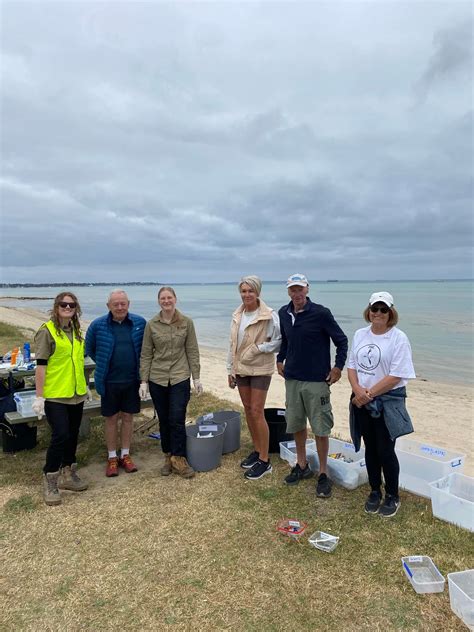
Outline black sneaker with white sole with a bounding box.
[284,463,314,486]
[244,459,272,480]
[378,494,400,518]
[240,451,260,469]
[364,490,382,514]
[316,473,332,498]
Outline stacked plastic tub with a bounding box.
[186,410,242,472]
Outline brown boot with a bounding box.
[160,453,172,476]
[58,463,88,492]
[43,471,62,506]
[170,455,195,479]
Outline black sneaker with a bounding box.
[244,459,272,480]
[284,463,314,486]
[364,490,382,514]
[378,494,400,518]
[316,473,332,498]
[240,451,259,469]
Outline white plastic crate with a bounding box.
[448,570,474,630]
[429,473,474,532]
[308,438,368,490]
[401,556,445,594]
[13,392,36,417]
[279,439,316,467]
[396,438,465,498]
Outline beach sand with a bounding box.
[2,304,473,475]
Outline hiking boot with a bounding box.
[316,473,332,498]
[161,453,172,476]
[58,463,88,492]
[43,471,61,506]
[284,463,314,486]
[244,459,272,480]
[119,454,138,473]
[378,494,400,518]
[240,451,259,469]
[106,457,119,477]
[364,490,382,514]
[171,455,195,479]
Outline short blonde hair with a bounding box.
[238,275,262,296]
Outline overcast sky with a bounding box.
[1,1,472,283]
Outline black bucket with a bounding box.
[1,422,37,453]
[265,408,293,453]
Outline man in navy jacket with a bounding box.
[86,290,146,477]
[277,274,348,498]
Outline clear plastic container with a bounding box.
[429,473,474,532]
[308,438,368,490]
[396,438,465,498]
[401,556,445,594]
[13,392,36,417]
[448,570,474,629]
[308,530,339,553]
[279,439,316,467]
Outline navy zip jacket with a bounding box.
[85,312,146,396]
[277,298,348,382]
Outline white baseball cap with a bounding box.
[286,273,309,288]
[369,291,394,308]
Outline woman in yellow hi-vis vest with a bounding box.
[32,292,90,505]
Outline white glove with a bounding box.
[32,396,45,420]
[86,388,93,403]
[193,379,203,396]
[139,383,149,400]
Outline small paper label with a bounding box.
[420,445,446,458]
[277,410,285,416]
[344,442,355,451]
[202,413,214,421]
[408,556,423,562]
[199,425,219,433]
[288,520,300,528]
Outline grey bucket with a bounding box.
[196,410,241,454]
[186,423,226,472]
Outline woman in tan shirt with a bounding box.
[139,287,202,478]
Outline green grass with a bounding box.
[0,321,34,358]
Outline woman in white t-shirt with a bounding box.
[227,276,281,481]
[347,291,415,518]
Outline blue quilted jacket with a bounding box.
[85,312,146,395]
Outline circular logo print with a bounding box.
[356,344,381,370]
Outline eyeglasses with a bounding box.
[370,305,390,314]
[58,302,76,309]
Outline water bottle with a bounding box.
[16,348,24,367]
[11,347,19,365]
[23,342,31,363]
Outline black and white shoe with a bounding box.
[316,473,332,498]
[378,494,400,518]
[240,451,260,469]
[364,490,382,514]
[244,459,272,480]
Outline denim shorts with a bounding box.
[101,381,140,417]
[285,380,334,436]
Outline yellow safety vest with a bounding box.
[43,321,87,398]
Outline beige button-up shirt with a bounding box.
[139,309,200,386]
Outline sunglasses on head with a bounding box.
[58,301,76,309]
[370,305,390,314]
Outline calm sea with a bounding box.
[1,280,473,385]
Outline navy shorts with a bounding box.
[101,381,140,417]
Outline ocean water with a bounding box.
[1,280,473,385]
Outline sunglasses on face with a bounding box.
[370,305,389,314]
[58,302,76,309]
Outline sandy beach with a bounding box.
[1,304,473,474]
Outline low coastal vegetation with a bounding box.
[1,323,472,630]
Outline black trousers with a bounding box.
[354,404,400,497]
[149,379,190,457]
[43,401,84,473]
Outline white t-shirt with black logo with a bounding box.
[347,325,416,390]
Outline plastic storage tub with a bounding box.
[196,410,241,454]
[448,570,474,629]
[185,423,226,472]
[279,439,317,467]
[429,473,474,532]
[401,556,445,594]
[14,392,36,417]
[308,530,339,553]
[308,438,368,490]
[396,438,465,498]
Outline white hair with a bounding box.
[107,288,129,303]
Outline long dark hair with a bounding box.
[49,291,83,341]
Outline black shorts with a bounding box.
[101,381,140,417]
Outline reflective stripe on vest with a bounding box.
[43,321,87,398]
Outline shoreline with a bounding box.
[1,304,472,474]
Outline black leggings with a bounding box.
[354,405,400,497]
[43,401,84,473]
